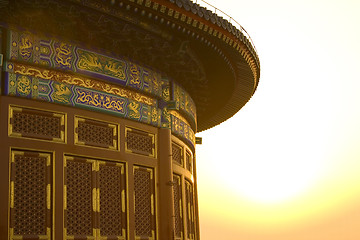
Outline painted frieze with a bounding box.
[170,81,197,130]
[8,30,163,98]
[5,29,197,149]
[171,114,196,150]
[5,72,161,127]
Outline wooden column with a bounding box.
[158,128,175,240]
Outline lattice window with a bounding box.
[64,157,95,238]
[64,156,127,239]
[9,105,65,142]
[186,151,192,173]
[134,166,156,239]
[173,174,184,240]
[10,150,52,240]
[75,116,118,150]
[185,180,195,240]
[125,127,155,157]
[99,162,126,238]
[172,143,183,166]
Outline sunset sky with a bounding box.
[195,0,360,239]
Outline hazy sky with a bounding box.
[196,0,360,239]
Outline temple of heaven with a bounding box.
[0,0,260,239]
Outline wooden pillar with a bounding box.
[193,152,200,240]
[158,128,175,240]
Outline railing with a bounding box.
[194,0,258,55]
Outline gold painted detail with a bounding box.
[122,190,126,213]
[19,35,33,60]
[16,75,31,95]
[160,5,166,13]
[55,43,72,68]
[168,8,174,16]
[92,188,97,212]
[151,107,158,123]
[151,194,154,215]
[152,2,158,10]
[129,63,141,87]
[129,101,140,119]
[10,181,14,208]
[162,84,170,102]
[179,199,182,218]
[174,11,180,19]
[47,184,51,210]
[186,17,192,25]
[52,82,71,103]
[46,155,51,166]
[75,88,126,113]
[77,49,126,80]
[169,110,191,127]
[12,62,156,106]
[97,188,100,212]
[63,185,67,210]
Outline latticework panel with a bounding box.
[10,150,52,240]
[9,105,65,142]
[126,127,155,157]
[172,143,183,166]
[75,116,118,150]
[186,151,192,173]
[173,174,183,240]
[64,157,95,238]
[134,166,156,240]
[185,180,195,240]
[99,162,126,238]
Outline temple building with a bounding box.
[0,0,260,239]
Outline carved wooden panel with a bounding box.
[9,150,52,240]
[186,151,192,173]
[185,180,195,240]
[125,127,155,157]
[172,142,183,166]
[173,174,184,240]
[134,166,156,240]
[64,156,96,239]
[99,161,126,239]
[75,116,118,150]
[9,105,65,142]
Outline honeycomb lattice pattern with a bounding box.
[173,174,183,238]
[99,164,123,236]
[134,167,153,237]
[127,130,153,155]
[172,143,183,165]
[66,160,93,236]
[13,153,47,235]
[77,120,115,148]
[186,151,192,173]
[12,110,61,139]
[185,180,195,239]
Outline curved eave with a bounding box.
[0,0,260,132]
[200,56,256,131]
[152,0,260,131]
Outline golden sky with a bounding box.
[196,0,360,239]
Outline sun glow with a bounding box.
[218,157,321,204]
[196,0,360,239]
[196,105,335,206]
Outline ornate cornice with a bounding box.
[0,0,260,131]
